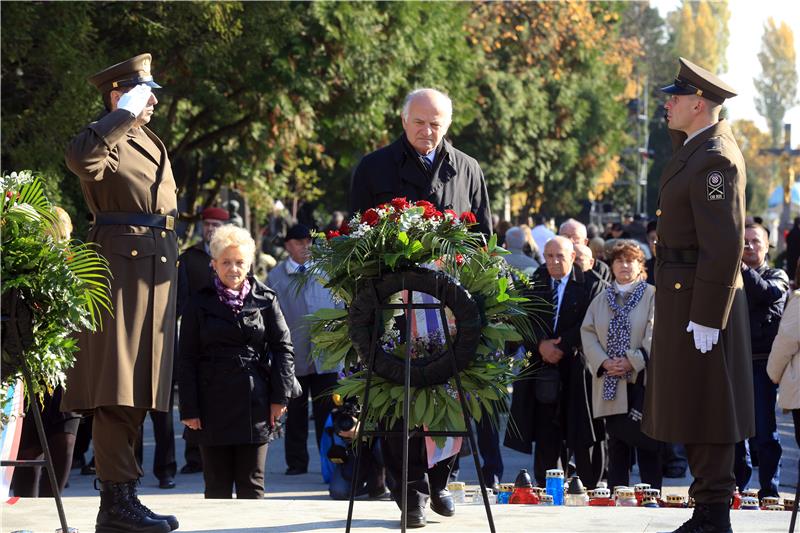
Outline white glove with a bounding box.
[686,321,720,354]
[117,84,152,117]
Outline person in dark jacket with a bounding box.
[350,88,492,528]
[786,216,800,282]
[179,225,300,499]
[504,237,607,488]
[174,206,230,475]
[733,223,790,498]
[350,89,492,238]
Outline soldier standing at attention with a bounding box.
[642,58,755,533]
[62,54,179,533]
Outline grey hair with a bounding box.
[401,88,453,123]
[559,218,587,238]
[209,224,256,264]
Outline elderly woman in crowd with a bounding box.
[179,225,299,499]
[767,270,800,451]
[580,241,662,490]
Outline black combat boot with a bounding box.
[125,480,179,531]
[671,504,705,533]
[671,503,733,533]
[95,480,171,533]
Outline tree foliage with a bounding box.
[754,17,799,146]
[732,120,774,216]
[1,1,675,229]
[668,0,730,73]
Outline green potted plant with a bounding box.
[1,170,112,415]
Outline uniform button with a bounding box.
[160,231,167,238]
[656,209,662,216]
[161,256,167,263]
[674,282,682,289]
[158,207,165,214]
[131,250,138,257]
[176,260,181,268]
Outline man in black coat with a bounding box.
[505,236,607,487]
[351,90,492,237]
[733,223,789,498]
[350,88,492,528]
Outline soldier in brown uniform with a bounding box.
[642,58,755,533]
[62,54,178,533]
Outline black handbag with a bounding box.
[603,353,661,451]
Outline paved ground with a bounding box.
[3,399,797,532]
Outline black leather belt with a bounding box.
[656,245,698,264]
[93,212,175,230]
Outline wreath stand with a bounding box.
[344,270,496,533]
[0,290,70,533]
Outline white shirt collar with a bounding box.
[285,257,308,274]
[684,121,717,145]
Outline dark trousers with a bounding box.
[607,437,663,490]
[451,410,504,485]
[135,386,177,480]
[383,423,455,509]
[532,401,562,487]
[686,442,735,504]
[571,441,606,490]
[73,416,93,466]
[200,443,267,499]
[93,406,148,482]
[733,360,781,497]
[285,372,338,471]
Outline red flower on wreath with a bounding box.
[460,211,477,225]
[391,197,410,211]
[339,220,351,235]
[415,200,437,219]
[326,230,341,240]
[455,254,465,266]
[362,208,380,226]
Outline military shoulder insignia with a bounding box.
[706,137,722,153]
[707,171,725,201]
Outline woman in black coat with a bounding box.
[179,225,299,499]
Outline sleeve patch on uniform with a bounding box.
[707,171,725,201]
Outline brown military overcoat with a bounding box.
[61,109,178,412]
[642,120,755,444]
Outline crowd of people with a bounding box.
[9,52,800,533]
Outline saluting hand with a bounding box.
[117,83,152,118]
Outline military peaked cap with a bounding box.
[88,53,161,94]
[660,57,737,104]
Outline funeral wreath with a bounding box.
[306,198,542,442]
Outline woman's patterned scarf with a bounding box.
[602,280,646,401]
[213,275,251,315]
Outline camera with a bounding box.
[327,400,361,464]
[331,400,360,435]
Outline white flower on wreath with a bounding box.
[351,222,373,238]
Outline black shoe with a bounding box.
[404,506,426,528]
[158,476,176,490]
[368,485,391,500]
[285,466,307,476]
[430,489,455,517]
[124,480,179,531]
[179,463,202,474]
[95,480,171,533]
[82,464,97,476]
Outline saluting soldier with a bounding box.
[643,58,754,533]
[62,54,178,533]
